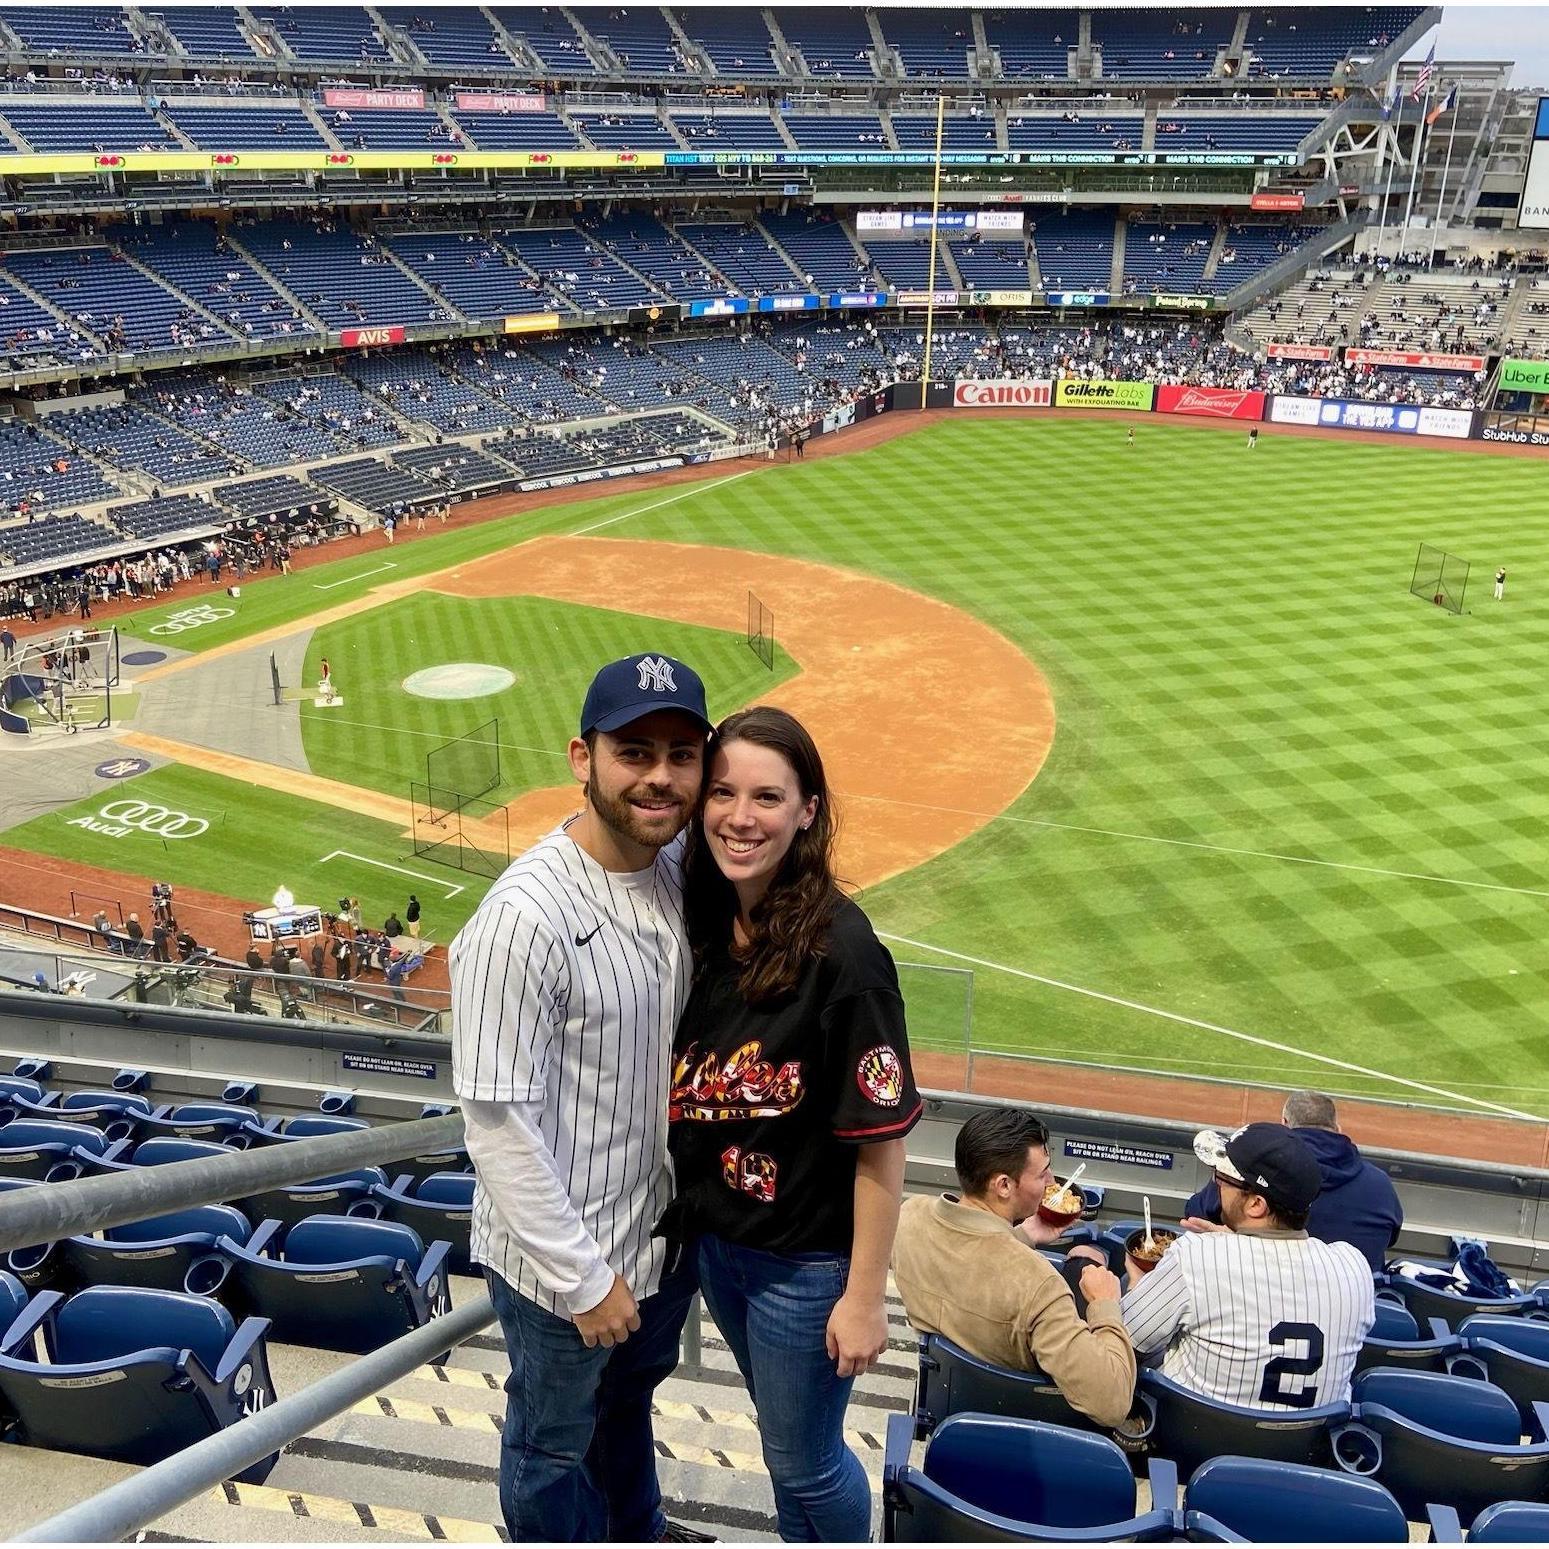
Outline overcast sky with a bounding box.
[1412,3,1549,89]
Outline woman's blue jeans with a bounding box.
[697,1233,872,1542]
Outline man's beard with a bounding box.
[588,779,688,851]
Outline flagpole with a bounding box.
[1399,74,1432,265]
[918,92,945,411]
[1429,90,1460,269]
[1375,66,1400,259]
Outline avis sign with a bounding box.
[953,379,1053,408]
[339,326,406,348]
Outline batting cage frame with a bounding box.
[1410,543,1470,615]
[2,626,120,733]
[425,720,501,819]
[746,590,774,671]
[410,782,512,880]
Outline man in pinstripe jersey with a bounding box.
[1120,1124,1375,1411]
[450,653,715,1543]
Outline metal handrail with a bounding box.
[0,1112,464,1253]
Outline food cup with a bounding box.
[1125,1226,1178,1273]
[1036,1182,1086,1228]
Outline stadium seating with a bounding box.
[1334,1368,1549,1519]
[1092,9,1232,80]
[778,7,877,79]
[497,223,659,310]
[1160,114,1319,152]
[0,1284,278,1476]
[0,269,98,368]
[249,4,390,63]
[1356,1300,1462,1373]
[1182,1454,1411,1543]
[1031,208,1118,291]
[1244,7,1425,80]
[450,106,579,149]
[913,1330,1113,1437]
[571,110,677,150]
[1006,113,1145,151]
[215,475,337,524]
[0,1119,112,1181]
[379,6,515,68]
[983,7,1076,79]
[882,1410,1180,1541]
[142,7,255,60]
[383,233,554,321]
[675,221,803,296]
[866,239,951,290]
[389,443,517,494]
[164,104,327,149]
[52,1202,255,1294]
[951,235,1035,291]
[0,102,176,153]
[367,1171,475,1273]
[783,113,888,151]
[584,7,687,75]
[108,493,226,542]
[673,7,781,76]
[213,1213,450,1353]
[132,1101,261,1145]
[893,114,998,151]
[1430,1502,1549,1542]
[669,110,787,150]
[1124,220,1217,295]
[1133,1368,1350,1477]
[760,211,871,291]
[1454,1315,1549,1426]
[58,404,237,488]
[880,9,975,79]
[574,216,717,300]
[1384,1270,1539,1330]
[0,5,142,54]
[346,346,518,434]
[490,7,597,74]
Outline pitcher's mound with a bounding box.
[402,664,515,700]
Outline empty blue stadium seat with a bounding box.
[367,1172,475,1275]
[0,1268,27,1335]
[215,1214,450,1353]
[882,1410,1179,1541]
[914,1330,1125,1437]
[134,1103,260,1144]
[0,1285,277,1477]
[0,1119,111,1182]
[1135,1369,1350,1477]
[492,6,598,73]
[1184,1454,1410,1542]
[1430,1500,1549,1542]
[1335,1368,1549,1518]
[378,6,515,68]
[674,7,780,76]
[235,1165,391,1231]
[1356,1299,1461,1373]
[51,1203,255,1296]
[982,7,1076,79]
[1454,1315,1549,1427]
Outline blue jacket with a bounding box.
[1182,1126,1403,1271]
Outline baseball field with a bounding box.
[7,414,1548,1120]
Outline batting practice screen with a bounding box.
[1410,543,1470,615]
[747,591,775,671]
[426,719,501,807]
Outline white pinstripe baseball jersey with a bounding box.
[449,822,689,1315]
[1120,1228,1375,1409]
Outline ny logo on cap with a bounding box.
[636,656,677,693]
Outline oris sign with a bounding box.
[953,379,1054,408]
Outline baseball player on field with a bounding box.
[450,652,716,1543]
[1117,1123,1375,1409]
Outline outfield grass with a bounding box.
[299,595,794,805]
[11,419,1549,1114]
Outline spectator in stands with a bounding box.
[1121,1124,1375,1409]
[892,1107,1137,1427]
[1180,1091,1402,1271]
[669,707,921,1543]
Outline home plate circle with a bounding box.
[403,663,516,700]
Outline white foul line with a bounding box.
[320,849,464,899]
[295,712,565,760]
[568,469,756,538]
[878,931,1547,1123]
[843,791,1549,903]
[313,562,399,591]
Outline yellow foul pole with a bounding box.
[918,93,946,409]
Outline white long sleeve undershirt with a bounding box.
[462,1098,616,1316]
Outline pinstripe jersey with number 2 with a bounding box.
[1120,1228,1375,1409]
[449,823,689,1315]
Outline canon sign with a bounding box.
[953,379,1053,408]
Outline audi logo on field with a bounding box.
[67,801,209,841]
[149,605,234,637]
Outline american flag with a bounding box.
[1410,44,1435,100]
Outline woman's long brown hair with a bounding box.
[683,706,839,1003]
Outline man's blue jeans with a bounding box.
[486,1259,697,1542]
[697,1234,872,1542]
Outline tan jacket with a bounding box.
[891,1193,1138,1428]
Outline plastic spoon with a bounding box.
[1143,1195,1154,1252]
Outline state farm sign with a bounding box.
[1343,348,1486,372]
[1156,384,1266,421]
[953,378,1053,408]
[339,325,405,348]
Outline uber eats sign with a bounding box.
[1501,358,1549,394]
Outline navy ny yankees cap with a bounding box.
[580,653,711,737]
[1195,1122,1322,1215]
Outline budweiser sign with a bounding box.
[1266,343,1334,361]
[323,87,426,110]
[339,325,405,348]
[1344,348,1485,372]
[454,91,546,112]
[1156,384,1267,421]
[953,378,1053,408]
[1250,191,1306,212]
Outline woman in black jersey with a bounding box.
[669,707,922,1542]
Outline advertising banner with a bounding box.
[1344,348,1485,371]
[1055,379,1156,411]
[829,291,887,308]
[1501,358,1549,393]
[503,312,561,334]
[966,289,1035,306]
[339,325,404,347]
[1251,191,1306,211]
[689,296,749,317]
[1151,293,1214,311]
[858,211,1024,232]
[454,91,545,112]
[1478,410,1549,446]
[1519,97,1549,228]
[1269,396,1474,438]
[757,293,822,312]
[1266,342,1333,361]
[626,302,682,327]
[323,87,425,110]
[1046,290,1109,306]
[896,289,960,306]
[953,379,1054,408]
[1156,385,1266,420]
